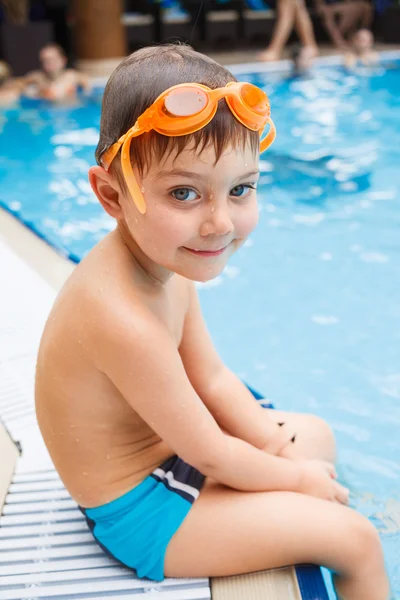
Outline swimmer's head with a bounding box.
[352,29,374,54]
[39,43,67,76]
[0,61,11,86]
[90,44,262,283]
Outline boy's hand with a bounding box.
[261,422,298,456]
[296,459,349,505]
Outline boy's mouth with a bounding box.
[183,245,229,257]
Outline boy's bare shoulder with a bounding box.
[64,237,152,324]
[52,233,191,361]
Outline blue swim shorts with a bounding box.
[79,455,205,581]
[80,398,273,581]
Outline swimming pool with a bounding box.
[1,54,399,597]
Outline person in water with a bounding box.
[35,44,390,599]
[22,43,90,101]
[344,28,378,68]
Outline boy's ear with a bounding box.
[89,166,123,219]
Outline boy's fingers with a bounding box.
[322,461,337,479]
[334,482,350,505]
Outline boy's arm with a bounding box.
[91,294,301,493]
[179,282,294,454]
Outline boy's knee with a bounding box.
[288,413,337,463]
[344,513,383,570]
[306,414,336,449]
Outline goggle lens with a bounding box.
[241,83,269,115]
[164,88,208,117]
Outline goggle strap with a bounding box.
[260,118,276,153]
[102,124,142,171]
[121,134,147,214]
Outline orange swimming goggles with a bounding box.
[100,81,276,214]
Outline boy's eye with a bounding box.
[171,188,198,202]
[230,184,256,198]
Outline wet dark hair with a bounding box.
[95,43,259,180]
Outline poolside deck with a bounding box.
[0,209,320,599]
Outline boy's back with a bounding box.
[35,229,188,507]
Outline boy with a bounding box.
[22,43,90,102]
[35,44,389,599]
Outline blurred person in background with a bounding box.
[314,0,373,51]
[22,43,91,102]
[0,61,23,106]
[259,0,319,62]
[290,42,316,75]
[344,28,378,67]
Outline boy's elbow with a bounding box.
[181,435,226,477]
[186,435,229,478]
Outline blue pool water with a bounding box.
[1,58,399,596]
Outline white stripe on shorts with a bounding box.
[152,468,200,501]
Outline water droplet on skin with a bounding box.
[141,187,145,193]
[210,194,213,200]
[210,206,215,213]
[82,472,88,476]
[75,438,80,442]
[106,453,110,460]
[78,340,82,344]
[134,218,139,224]
[245,163,248,167]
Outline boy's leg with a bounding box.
[165,485,389,599]
[263,408,337,462]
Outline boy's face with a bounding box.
[119,142,259,282]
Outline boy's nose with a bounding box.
[199,203,234,238]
